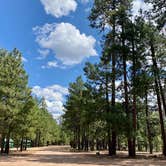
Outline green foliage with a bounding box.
[0,49,62,153]
[62,0,165,156]
[145,0,166,30]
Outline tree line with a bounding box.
[62,0,166,157]
[0,49,65,154]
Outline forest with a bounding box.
[0,0,165,159]
[0,49,67,154]
[62,0,166,157]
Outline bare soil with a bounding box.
[0,146,166,166]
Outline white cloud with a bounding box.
[32,85,68,118]
[33,22,97,65]
[42,61,67,69]
[40,0,77,18]
[37,49,50,60]
[46,61,58,68]
[22,57,28,62]
[42,61,58,69]
[132,0,152,17]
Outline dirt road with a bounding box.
[0,146,166,166]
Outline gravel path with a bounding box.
[0,146,166,166]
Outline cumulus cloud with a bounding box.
[32,85,68,118]
[42,61,67,69]
[40,0,77,18]
[46,61,57,68]
[33,22,97,65]
[42,61,58,69]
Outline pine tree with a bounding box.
[89,0,133,156]
[145,0,166,30]
[0,48,28,154]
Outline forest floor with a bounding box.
[0,146,166,166]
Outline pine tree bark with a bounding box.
[24,138,27,151]
[85,134,89,151]
[122,24,135,157]
[20,136,24,152]
[110,0,117,155]
[5,132,10,154]
[145,92,153,154]
[0,134,5,154]
[77,127,81,150]
[110,24,117,156]
[38,131,41,147]
[150,42,166,156]
[154,76,166,155]
[106,72,111,155]
[131,36,137,156]
[150,45,166,115]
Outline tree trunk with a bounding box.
[90,139,94,151]
[20,136,24,152]
[145,92,153,154]
[154,76,166,155]
[73,130,77,149]
[137,142,142,152]
[131,35,137,157]
[77,127,81,150]
[158,77,166,115]
[16,140,19,151]
[1,134,5,154]
[35,131,38,147]
[38,132,41,147]
[105,68,111,155]
[81,134,84,150]
[117,136,121,150]
[85,128,89,151]
[122,24,135,157]
[96,138,99,150]
[111,131,116,155]
[24,138,27,151]
[5,132,10,154]
[85,135,89,151]
[110,4,117,155]
[150,42,166,115]
[150,41,166,156]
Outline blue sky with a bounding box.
[0,0,149,118]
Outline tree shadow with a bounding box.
[1,146,166,166]
[26,152,166,166]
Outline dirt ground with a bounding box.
[0,146,166,166]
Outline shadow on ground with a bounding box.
[0,146,166,166]
[26,153,166,166]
